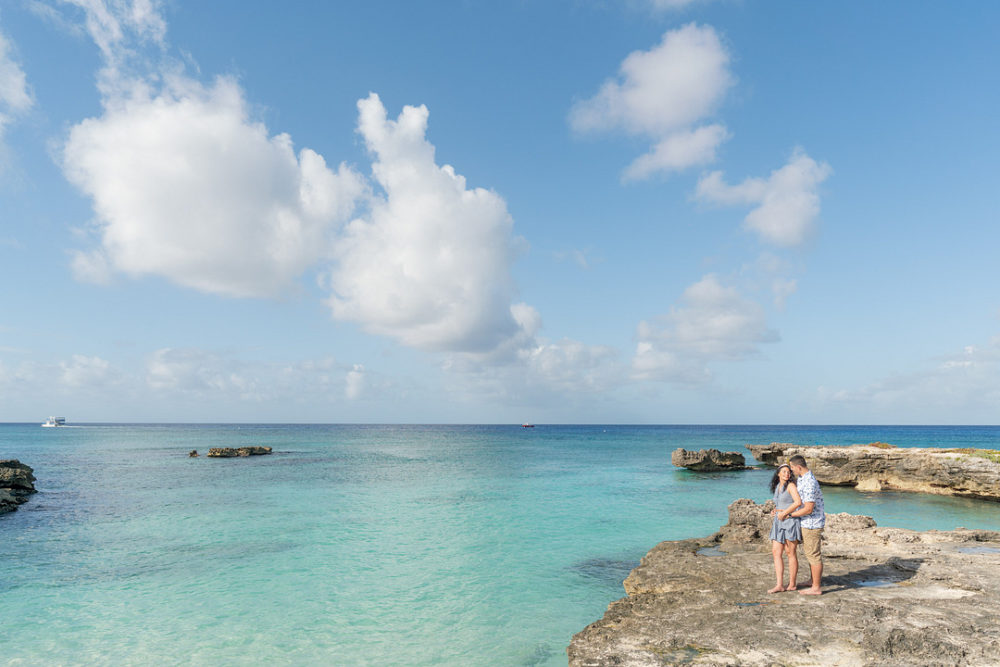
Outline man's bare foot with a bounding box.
[767,585,785,593]
[799,587,822,595]
[799,581,812,588]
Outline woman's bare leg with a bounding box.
[784,541,799,590]
[768,541,785,593]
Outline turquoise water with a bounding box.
[2,424,1000,666]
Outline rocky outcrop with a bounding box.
[569,499,1000,666]
[746,442,1000,501]
[0,460,36,514]
[671,448,748,471]
[206,446,273,458]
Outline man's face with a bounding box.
[789,463,806,477]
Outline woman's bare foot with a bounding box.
[767,585,785,593]
[785,584,798,591]
[799,587,822,595]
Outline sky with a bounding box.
[0,1,998,424]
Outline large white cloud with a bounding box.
[326,93,532,353]
[696,148,832,247]
[571,23,733,178]
[64,74,366,297]
[632,274,779,382]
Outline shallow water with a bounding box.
[2,424,999,665]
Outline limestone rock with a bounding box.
[671,448,748,471]
[206,446,273,458]
[746,442,1000,501]
[0,460,36,514]
[569,499,1000,666]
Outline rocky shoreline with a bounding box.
[747,442,1000,501]
[0,460,36,514]
[569,499,1000,666]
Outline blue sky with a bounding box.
[1,1,998,424]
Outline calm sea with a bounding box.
[2,424,999,666]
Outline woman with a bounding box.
[768,463,802,593]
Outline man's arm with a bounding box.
[790,501,814,518]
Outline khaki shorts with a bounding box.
[802,527,823,565]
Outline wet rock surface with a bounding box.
[206,446,273,457]
[747,442,1000,501]
[0,460,37,514]
[671,448,749,471]
[569,499,1000,666]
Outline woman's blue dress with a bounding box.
[769,483,802,543]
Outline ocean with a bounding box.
[2,424,999,666]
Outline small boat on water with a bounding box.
[41,417,66,427]
[521,423,535,428]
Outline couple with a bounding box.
[768,455,825,595]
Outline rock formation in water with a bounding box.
[569,499,1000,666]
[671,448,748,471]
[747,442,1000,501]
[0,460,36,514]
[205,446,273,458]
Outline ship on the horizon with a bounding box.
[41,416,66,427]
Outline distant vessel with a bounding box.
[522,423,535,428]
[41,417,66,427]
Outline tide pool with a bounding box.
[3,424,999,665]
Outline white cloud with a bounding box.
[632,274,779,382]
[64,74,366,297]
[696,148,832,247]
[645,0,715,9]
[571,23,733,178]
[771,278,797,310]
[58,0,166,91]
[623,124,729,181]
[344,364,365,400]
[0,25,34,156]
[62,4,535,358]
[327,93,532,354]
[442,335,626,411]
[819,338,1000,421]
[60,354,118,387]
[146,348,377,404]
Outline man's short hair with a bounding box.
[789,454,808,468]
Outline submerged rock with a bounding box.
[671,448,748,471]
[206,446,273,458]
[747,442,1000,501]
[569,499,1000,666]
[0,460,36,514]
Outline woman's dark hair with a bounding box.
[769,465,795,494]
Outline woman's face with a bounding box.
[778,466,791,482]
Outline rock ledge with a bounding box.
[569,499,1000,666]
[1,460,37,514]
[206,446,273,458]
[671,448,748,471]
[747,442,1000,501]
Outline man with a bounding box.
[787,454,825,595]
